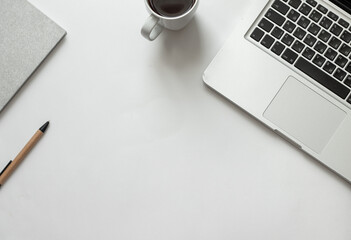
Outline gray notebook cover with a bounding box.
[0,0,66,112]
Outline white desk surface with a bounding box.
[0,0,350,239]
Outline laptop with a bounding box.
[0,0,66,112]
[203,0,351,182]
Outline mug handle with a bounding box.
[141,15,163,41]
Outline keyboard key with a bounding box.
[344,75,351,87]
[327,11,339,21]
[334,68,347,81]
[271,26,285,39]
[313,54,326,67]
[314,41,327,54]
[309,10,322,23]
[282,48,298,63]
[320,17,333,30]
[316,4,328,14]
[295,57,350,99]
[346,63,351,74]
[283,20,296,33]
[325,48,337,61]
[318,30,331,42]
[328,36,342,49]
[292,40,305,53]
[339,44,351,56]
[271,41,286,55]
[261,34,275,48]
[304,34,317,46]
[347,96,351,104]
[288,0,301,9]
[323,61,336,74]
[293,27,306,39]
[330,24,343,36]
[299,3,312,16]
[302,47,316,60]
[308,23,321,35]
[272,0,290,15]
[306,0,317,7]
[282,33,294,46]
[338,18,349,28]
[250,28,265,42]
[259,18,274,32]
[265,9,286,26]
[287,9,300,22]
[335,55,348,67]
[340,30,351,43]
[297,16,311,28]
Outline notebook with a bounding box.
[0,0,66,112]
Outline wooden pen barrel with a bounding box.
[0,130,43,186]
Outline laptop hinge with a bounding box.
[326,0,351,15]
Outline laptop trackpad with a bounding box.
[264,76,346,154]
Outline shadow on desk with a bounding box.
[205,85,351,190]
[157,17,204,74]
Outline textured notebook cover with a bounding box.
[0,0,66,112]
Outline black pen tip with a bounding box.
[39,121,50,133]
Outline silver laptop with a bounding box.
[204,0,351,182]
[0,0,66,112]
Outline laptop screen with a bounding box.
[330,0,351,14]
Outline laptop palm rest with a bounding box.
[264,76,346,154]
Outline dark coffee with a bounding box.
[148,0,196,17]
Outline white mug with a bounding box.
[141,0,199,41]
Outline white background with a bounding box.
[0,0,350,239]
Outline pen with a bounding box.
[0,121,49,187]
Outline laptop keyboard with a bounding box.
[249,0,351,106]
